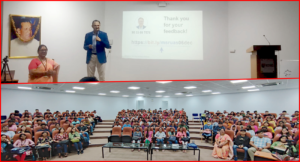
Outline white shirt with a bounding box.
[10,38,39,57]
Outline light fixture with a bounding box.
[156,81,172,84]
[164,96,169,97]
[123,95,129,97]
[156,95,162,97]
[230,80,248,84]
[88,83,98,84]
[175,93,183,95]
[128,86,140,90]
[136,93,144,96]
[18,86,32,90]
[184,86,197,89]
[110,90,120,93]
[156,90,165,93]
[212,92,220,94]
[202,90,212,93]
[98,93,106,95]
[242,86,255,89]
[72,87,85,90]
[186,94,193,96]
[248,89,259,92]
[65,90,75,93]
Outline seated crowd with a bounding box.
[200,110,299,161]
[1,109,102,161]
[110,108,190,153]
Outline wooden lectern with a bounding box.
[246,45,281,78]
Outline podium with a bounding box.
[246,45,281,78]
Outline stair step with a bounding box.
[95,125,112,128]
[102,120,114,122]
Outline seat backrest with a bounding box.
[225,130,234,140]
[111,127,122,137]
[13,133,31,143]
[66,127,79,134]
[236,132,252,139]
[62,124,70,131]
[34,126,42,133]
[49,125,56,132]
[52,130,59,138]
[122,127,132,137]
[165,127,175,137]
[192,113,198,116]
[284,123,292,130]
[177,127,186,132]
[16,127,32,135]
[34,131,50,144]
[60,120,66,126]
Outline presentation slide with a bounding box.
[122,11,203,60]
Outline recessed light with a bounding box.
[175,93,183,95]
[98,93,106,95]
[186,94,193,96]
[230,80,248,83]
[110,91,120,93]
[242,86,255,89]
[156,95,162,97]
[248,89,259,92]
[156,81,172,84]
[136,93,144,96]
[156,90,165,93]
[212,92,220,94]
[123,95,129,97]
[73,87,85,90]
[184,86,197,89]
[164,96,169,97]
[18,86,32,90]
[88,83,98,84]
[65,90,75,93]
[202,90,212,93]
[128,86,140,90]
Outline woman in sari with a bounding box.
[212,128,234,160]
[28,45,60,83]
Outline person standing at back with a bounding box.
[83,20,111,81]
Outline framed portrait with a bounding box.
[9,14,41,59]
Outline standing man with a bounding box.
[84,20,111,81]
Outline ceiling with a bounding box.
[1,79,298,98]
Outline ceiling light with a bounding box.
[184,86,197,89]
[202,90,212,93]
[175,93,183,95]
[242,86,255,89]
[186,94,193,96]
[65,90,75,93]
[136,93,144,96]
[212,92,220,94]
[123,95,129,97]
[156,90,165,93]
[88,83,98,84]
[164,96,169,97]
[230,80,248,84]
[98,93,106,95]
[73,87,85,90]
[128,86,140,90]
[156,81,172,84]
[110,90,120,93]
[156,95,162,97]
[248,89,260,92]
[18,86,32,90]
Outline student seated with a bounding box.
[53,128,69,158]
[246,125,255,137]
[83,117,93,135]
[144,127,153,143]
[212,128,233,159]
[261,126,273,139]
[7,120,17,132]
[176,127,188,153]
[271,135,296,161]
[248,130,271,161]
[13,133,35,161]
[37,123,51,137]
[202,121,213,143]
[154,128,166,151]
[275,127,293,140]
[17,126,31,134]
[36,131,53,160]
[213,122,226,143]
[1,125,15,139]
[168,127,178,144]
[233,129,250,161]
[1,134,13,161]
[122,121,131,131]
[131,127,142,152]
[69,127,84,155]
[77,122,90,144]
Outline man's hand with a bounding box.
[89,44,93,49]
[239,145,243,148]
[258,147,263,151]
[96,36,101,42]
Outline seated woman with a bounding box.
[161,123,168,131]
[69,127,84,155]
[202,121,213,143]
[144,127,153,143]
[275,127,293,140]
[28,45,60,83]
[154,128,166,152]
[131,127,143,152]
[13,133,35,161]
[292,123,299,134]
[1,134,13,161]
[271,135,297,160]
[212,128,233,160]
[53,128,69,158]
[168,127,178,144]
[275,121,286,131]
[261,126,273,139]
[263,122,274,133]
[17,126,31,134]
[36,131,53,161]
[249,121,258,132]
[176,127,188,153]
[170,122,178,131]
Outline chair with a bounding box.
[192,113,200,122]
[274,128,293,138]
[34,131,50,144]
[109,127,122,142]
[235,132,252,160]
[224,130,234,140]
[62,124,71,131]
[16,127,32,136]
[121,127,132,143]
[1,115,7,123]
[13,133,32,143]
[165,127,176,144]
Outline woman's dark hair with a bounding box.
[237,121,242,125]
[19,133,26,139]
[42,131,48,136]
[1,134,7,138]
[219,128,225,132]
[37,44,48,52]
[261,126,268,132]
[9,114,15,118]
[281,127,290,137]
[71,127,76,133]
[246,125,252,130]
[55,123,60,127]
[279,135,288,142]
[58,128,64,133]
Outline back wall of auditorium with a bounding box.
[1,1,299,82]
[1,88,298,120]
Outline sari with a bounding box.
[28,58,60,83]
[212,133,233,160]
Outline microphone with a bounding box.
[263,35,271,45]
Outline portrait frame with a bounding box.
[9,14,42,59]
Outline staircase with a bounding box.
[89,120,213,150]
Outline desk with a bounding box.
[254,151,278,161]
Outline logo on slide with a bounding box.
[137,17,146,29]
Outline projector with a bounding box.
[158,2,167,7]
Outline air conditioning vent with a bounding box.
[34,87,52,90]
[256,82,283,88]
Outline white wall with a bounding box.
[2,1,105,83]
[1,88,298,119]
[228,1,299,79]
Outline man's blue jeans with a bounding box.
[168,140,178,144]
[233,145,248,160]
[56,144,68,153]
[80,132,90,141]
[156,138,164,144]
